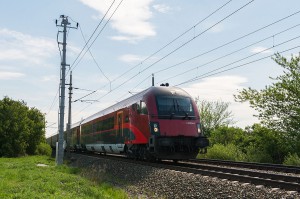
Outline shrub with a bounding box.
[200,143,246,161]
[283,153,300,166]
[244,145,273,163]
[35,142,52,156]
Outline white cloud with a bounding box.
[251,46,272,54]
[79,0,156,42]
[42,75,59,82]
[0,71,25,80]
[119,54,145,63]
[183,76,247,101]
[183,75,258,128]
[110,35,145,43]
[0,28,57,65]
[153,4,171,13]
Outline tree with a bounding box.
[235,53,300,138]
[0,97,29,156]
[26,108,46,154]
[243,124,290,163]
[196,98,235,136]
[0,97,45,157]
[209,126,245,146]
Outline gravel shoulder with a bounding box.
[69,153,300,199]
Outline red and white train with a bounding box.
[47,86,209,160]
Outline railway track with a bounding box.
[189,158,300,174]
[71,152,300,192]
[162,161,300,192]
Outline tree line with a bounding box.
[0,97,50,157]
[197,53,300,165]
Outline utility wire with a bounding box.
[72,0,125,103]
[72,0,254,117]
[154,11,300,81]
[68,0,124,103]
[73,0,253,104]
[137,0,254,75]
[157,23,300,84]
[71,0,124,71]
[69,0,116,70]
[115,74,152,102]
[47,86,60,115]
[56,29,62,61]
[78,24,111,83]
[176,44,300,86]
[177,45,300,86]
[110,0,234,82]
[96,0,254,94]
[72,0,233,103]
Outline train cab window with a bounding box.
[156,96,195,118]
[140,101,148,115]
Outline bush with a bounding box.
[35,142,52,156]
[244,145,273,163]
[199,143,246,161]
[283,153,300,166]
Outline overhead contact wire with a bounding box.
[73,0,233,103]
[72,0,254,115]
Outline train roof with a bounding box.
[71,86,191,128]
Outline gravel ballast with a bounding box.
[69,154,300,199]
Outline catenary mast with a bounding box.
[55,15,77,165]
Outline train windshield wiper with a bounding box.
[175,100,190,119]
[170,112,175,119]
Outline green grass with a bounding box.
[0,156,128,199]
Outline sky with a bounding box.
[1,0,300,137]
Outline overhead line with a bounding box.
[110,0,233,82]
[69,0,116,70]
[73,0,233,103]
[46,2,116,122]
[138,0,254,76]
[94,0,254,96]
[175,44,300,86]
[157,23,300,84]
[116,74,152,102]
[71,0,124,71]
[78,24,111,83]
[72,0,124,103]
[47,86,60,115]
[176,45,300,86]
[154,10,300,79]
[72,0,254,116]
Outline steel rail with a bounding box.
[189,159,300,174]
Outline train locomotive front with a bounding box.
[139,86,209,160]
[53,86,208,161]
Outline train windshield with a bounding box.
[156,96,195,119]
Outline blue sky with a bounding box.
[1,0,300,137]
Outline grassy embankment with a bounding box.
[0,156,128,199]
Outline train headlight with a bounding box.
[151,122,160,135]
[153,123,159,132]
[197,123,201,134]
